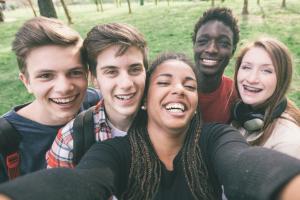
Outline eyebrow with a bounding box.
[156,73,196,81]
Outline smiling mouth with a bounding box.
[201,58,219,66]
[50,95,78,105]
[243,85,262,93]
[165,103,186,113]
[115,93,135,101]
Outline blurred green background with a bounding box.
[0,0,299,115]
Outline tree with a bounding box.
[126,0,132,14]
[242,0,249,15]
[257,0,260,5]
[211,0,215,7]
[60,0,73,24]
[94,0,103,12]
[0,0,5,22]
[27,0,37,17]
[140,0,144,6]
[221,0,225,2]
[281,0,286,8]
[38,0,57,18]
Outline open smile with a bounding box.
[50,94,79,105]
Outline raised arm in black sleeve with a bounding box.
[201,123,300,200]
[0,136,131,200]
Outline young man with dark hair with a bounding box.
[193,7,240,123]
[46,22,148,168]
[0,17,100,183]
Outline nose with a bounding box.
[119,72,134,90]
[205,40,218,54]
[246,69,259,84]
[55,75,74,93]
[172,83,185,96]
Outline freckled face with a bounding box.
[237,47,277,107]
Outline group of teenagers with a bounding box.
[0,6,300,200]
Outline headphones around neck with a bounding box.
[232,98,287,132]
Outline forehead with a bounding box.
[26,44,83,72]
[96,45,144,68]
[152,59,196,79]
[242,47,273,63]
[196,20,233,39]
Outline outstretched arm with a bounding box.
[0,137,130,200]
[201,123,300,200]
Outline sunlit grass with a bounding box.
[0,0,299,114]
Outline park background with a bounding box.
[0,0,299,115]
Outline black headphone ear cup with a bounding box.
[233,101,264,132]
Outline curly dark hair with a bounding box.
[192,7,240,54]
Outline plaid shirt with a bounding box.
[46,100,112,168]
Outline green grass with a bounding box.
[0,0,299,114]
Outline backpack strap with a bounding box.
[0,117,22,180]
[72,107,95,165]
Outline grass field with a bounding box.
[0,0,299,115]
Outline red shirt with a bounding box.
[198,76,237,124]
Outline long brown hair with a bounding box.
[234,37,300,145]
[121,52,216,199]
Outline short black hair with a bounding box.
[192,7,240,54]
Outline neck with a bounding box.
[106,112,135,132]
[198,72,223,93]
[147,124,187,171]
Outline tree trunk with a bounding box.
[95,0,99,11]
[38,0,57,18]
[257,0,260,5]
[155,0,158,6]
[221,0,225,2]
[126,0,131,14]
[140,0,144,6]
[99,0,103,12]
[281,0,286,8]
[0,9,3,22]
[27,0,37,17]
[242,0,249,15]
[211,0,215,7]
[60,0,73,24]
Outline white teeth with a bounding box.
[165,103,185,112]
[202,59,218,65]
[51,96,76,104]
[244,85,261,92]
[116,94,134,100]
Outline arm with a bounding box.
[0,137,130,200]
[201,123,300,200]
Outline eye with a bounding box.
[37,73,53,80]
[157,81,169,86]
[184,85,196,91]
[240,64,251,70]
[219,40,231,48]
[103,69,118,77]
[129,66,144,75]
[69,69,85,77]
[261,68,273,74]
[196,38,208,46]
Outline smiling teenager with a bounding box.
[0,17,101,183]
[192,7,239,123]
[1,52,300,200]
[232,37,300,159]
[46,23,147,168]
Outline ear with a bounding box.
[91,74,100,90]
[19,73,33,93]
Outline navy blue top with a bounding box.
[0,88,101,183]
